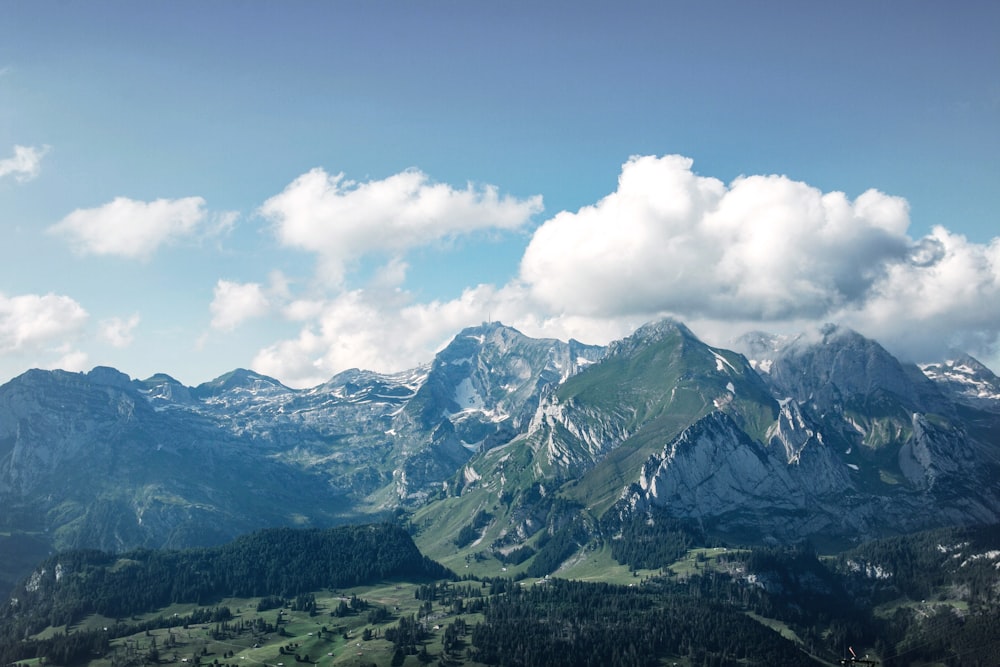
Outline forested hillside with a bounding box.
[1,524,449,642]
[2,521,999,666]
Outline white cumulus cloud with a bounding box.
[259,167,543,285]
[518,154,1000,368]
[251,287,478,387]
[520,154,916,320]
[48,196,208,259]
[210,280,271,331]
[0,144,49,183]
[839,227,1000,363]
[0,292,88,352]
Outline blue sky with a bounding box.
[1,1,998,387]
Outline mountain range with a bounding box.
[1,318,998,592]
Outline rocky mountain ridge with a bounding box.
[1,319,998,592]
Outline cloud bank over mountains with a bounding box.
[7,153,1000,387]
[247,155,1000,387]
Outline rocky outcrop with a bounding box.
[621,412,858,540]
[620,402,999,542]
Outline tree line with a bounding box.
[469,578,814,667]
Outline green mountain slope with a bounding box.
[412,319,781,574]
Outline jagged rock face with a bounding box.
[519,318,779,480]
[406,322,603,434]
[526,396,635,476]
[623,411,872,540]
[622,404,1000,542]
[898,413,977,491]
[764,400,853,498]
[636,412,804,515]
[451,321,1000,549]
[0,368,152,496]
[767,325,943,413]
[393,323,604,497]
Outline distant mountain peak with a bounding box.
[605,317,698,359]
[141,372,184,386]
[920,355,1000,411]
[193,368,289,397]
[85,366,134,388]
[784,322,866,352]
[730,331,792,374]
[463,319,514,333]
[633,317,696,340]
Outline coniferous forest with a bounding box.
[0,525,449,645]
[1,522,999,666]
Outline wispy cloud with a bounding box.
[250,281,637,389]
[99,313,141,348]
[45,346,89,373]
[48,196,208,259]
[0,144,50,183]
[210,280,271,331]
[251,284,511,388]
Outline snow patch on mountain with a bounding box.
[729,331,790,376]
[463,466,481,484]
[958,550,1000,568]
[845,560,892,580]
[712,351,737,374]
[453,378,485,411]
